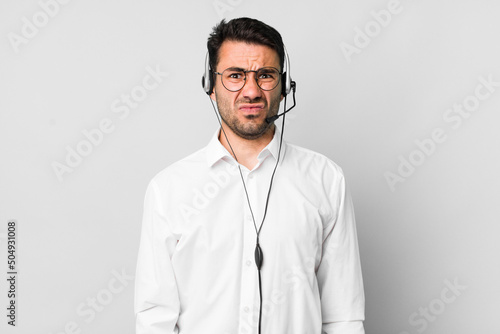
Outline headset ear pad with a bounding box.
[202,69,214,96]
[281,72,287,96]
[202,51,215,95]
[201,71,212,95]
[207,69,214,95]
[201,76,207,93]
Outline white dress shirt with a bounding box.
[135,128,365,334]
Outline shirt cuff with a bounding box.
[322,321,365,334]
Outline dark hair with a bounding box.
[207,17,285,72]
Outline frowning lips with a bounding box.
[238,103,265,114]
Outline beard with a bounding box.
[215,93,281,140]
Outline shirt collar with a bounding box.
[206,127,286,168]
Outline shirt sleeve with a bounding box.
[134,180,180,334]
[317,172,365,334]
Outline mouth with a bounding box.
[238,103,265,115]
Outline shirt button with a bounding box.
[246,260,252,266]
[248,174,254,180]
[244,306,250,313]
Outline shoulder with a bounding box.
[284,142,345,180]
[150,146,208,187]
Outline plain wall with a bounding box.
[1,0,499,333]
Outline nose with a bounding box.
[241,72,262,100]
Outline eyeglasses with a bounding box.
[214,67,282,92]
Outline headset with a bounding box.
[202,46,295,97]
[201,43,296,334]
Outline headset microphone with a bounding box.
[265,81,297,123]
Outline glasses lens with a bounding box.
[221,69,245,91]
[256,68,280,91]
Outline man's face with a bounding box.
[211,40,283,140]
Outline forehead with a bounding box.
[217,40,280,71]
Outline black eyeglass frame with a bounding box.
[213,67,283,92]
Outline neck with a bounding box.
[219,124,275,170]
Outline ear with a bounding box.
[210,89,216,101]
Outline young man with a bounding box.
[135,18,365,334]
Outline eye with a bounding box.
[258,69,278,80]
[226,71,244,79]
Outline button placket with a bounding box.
[238,167,259,334]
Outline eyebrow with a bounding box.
[222,67,278,73]
[224,67,246,72]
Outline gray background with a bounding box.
[1,0,499,333]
